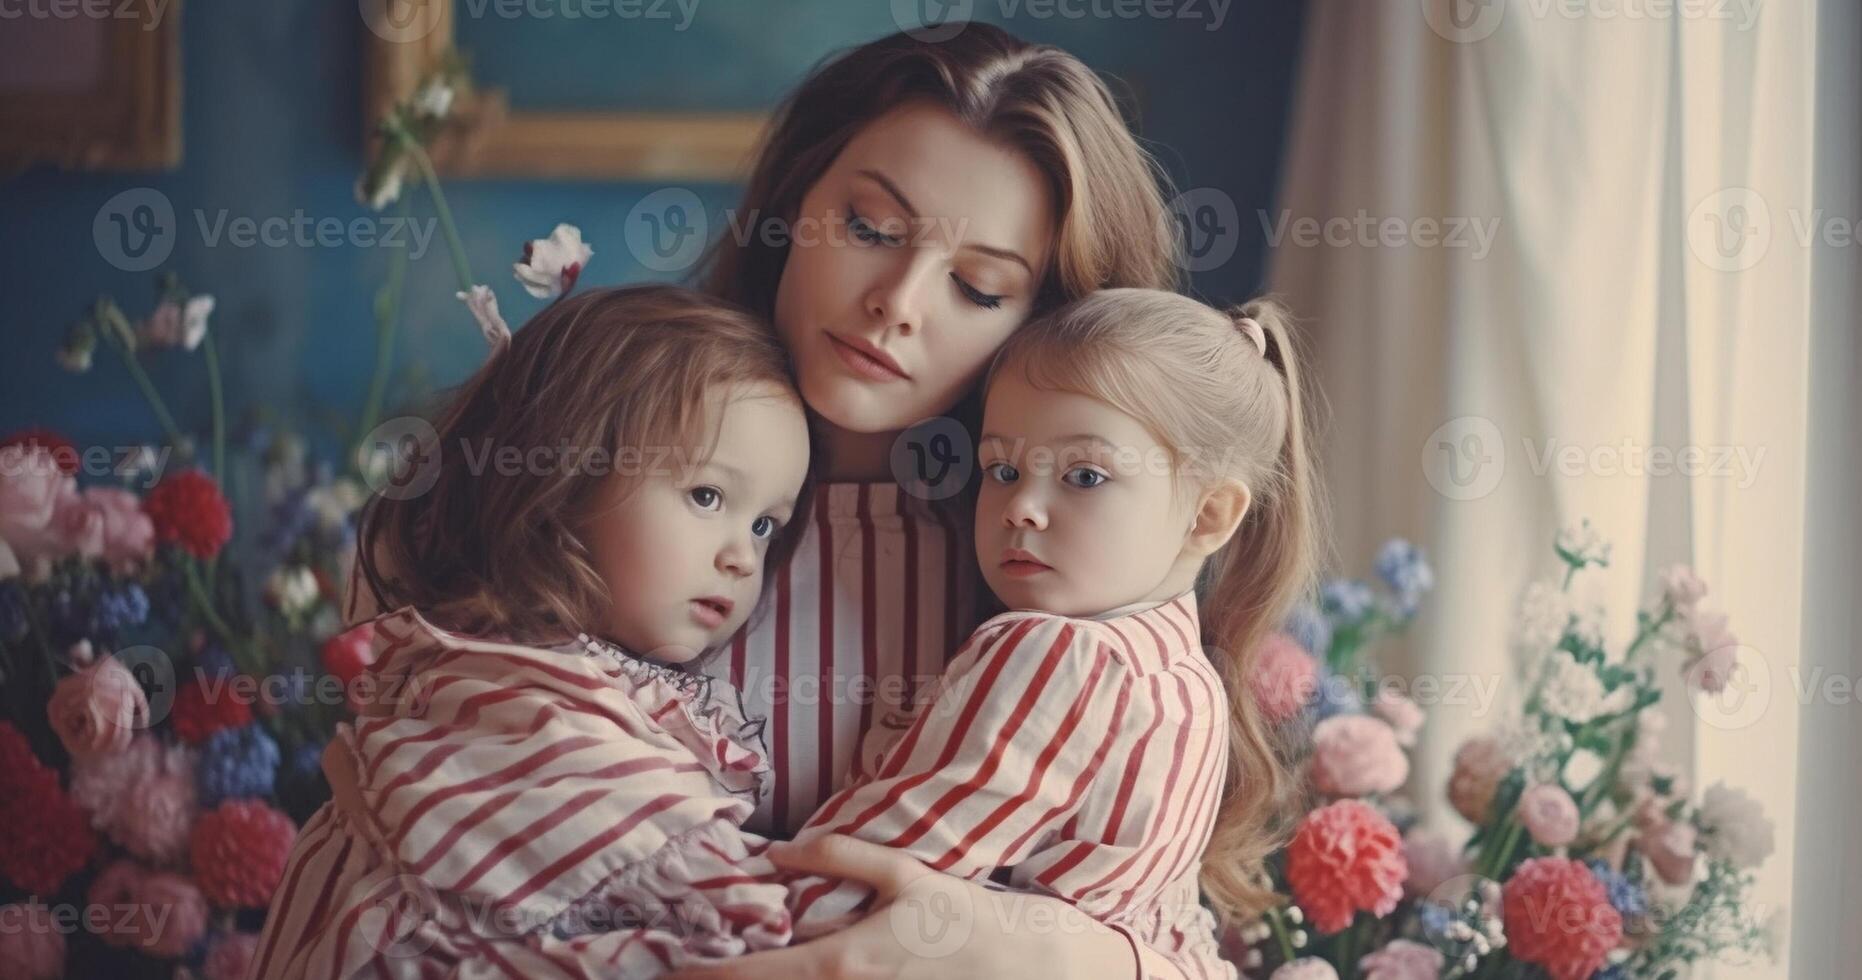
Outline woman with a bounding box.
[673,24,1214,980]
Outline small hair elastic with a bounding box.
[1235,316,1267,356]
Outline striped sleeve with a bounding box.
[784,615,1134,929]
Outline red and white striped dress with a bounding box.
[777,589,1235,980]
[247,607,797,978]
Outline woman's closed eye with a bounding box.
[849,204,1007,310]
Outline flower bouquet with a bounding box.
[0,59,593,979]
[1228,525,1783,980]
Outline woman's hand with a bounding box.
[664,834,1139,980]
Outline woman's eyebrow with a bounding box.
[855,168,1034,276]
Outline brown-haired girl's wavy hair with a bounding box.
[985,288,1329,922]
[700,22,1183,315]
[353,284,816,646]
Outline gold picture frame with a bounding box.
[362,0,766,181]
[0,2,182,174]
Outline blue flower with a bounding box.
[91,582,150,640]
[1284,601,1332,658]
[1320,578,1377,623]
[1417,902,1456,942]
[1375,539,1434,616]
[0,583,28,643]
[194,643,237,681]
[289,739,326,781]
[1587,860,1649,919]
[1591,966,1627,980]
[1310,661,1363,720]
[197,724,280,805]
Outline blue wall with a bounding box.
[0,0,1304,458]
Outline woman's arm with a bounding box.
[666,834,1171,980]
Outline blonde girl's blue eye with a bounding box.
[1064,466,1109,490]
[689,486,723,511]
[984,461,1019,484]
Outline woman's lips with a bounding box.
[826,333,909,382]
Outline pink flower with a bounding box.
[113,761,198,864]
[1640,818,1698,885]
[1684,643,1739,694]
[0,446,77,561]
[86,487,156,566]
[88,860,209,956]
[1448,734,1514,823]
[1659,564,1708,610]
[1358,939,1445,980]
[1682,606,1737,658]
[1502,858,1623,980]
[70,734,163,825]
[1286,799,1407,934]
[1248,632,1319,725]
[0,902,64,980]
[1310,715,1409,797]
[1371,689,1424,746]
[47,657,149,758]
[1518,783,1581,847]
[1401,827,1466,898]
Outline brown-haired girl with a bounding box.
[250,285,821,977]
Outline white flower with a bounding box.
[306,479,365,533]
[1556,518,1613,566]
[1513,580,1572,656]
[514,224,593,299]
[56,340,95,373]
[1682,605,1738,657]
[412,79,455,119]
[457,284,512,356]
[1761,906,1790,963]
[1697,782,1775,869]
[267,565,321,618]
[1659,563,1708,611]
[356,156,408,212]
[180,294,214,350]
[1535,652,1610,724]
[1571,600,1608,655]
[1270,958,1338,980]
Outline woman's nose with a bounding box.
[864,251,937,336]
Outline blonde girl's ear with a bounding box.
[1184,477,1251,559]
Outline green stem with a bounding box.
[352,196,412,472]
[202,329,226,481]
[107,322,188,452]
[397,130,474,293]
[181,558,257,675]
[1337,918,1356,980]
[1265,907,1297,965]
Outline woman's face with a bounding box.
[772,101,1056,435]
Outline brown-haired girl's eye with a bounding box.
[953,273,1004,310]
[752,515,778,540]
[689,486,722,511]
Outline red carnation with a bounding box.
[191,799,298,908]
[171,677,253,744]
[0,721,44,796]
[0,428,80,475]
[320,622,378,686]
[143,468,233,559]
[0,756,99,895]
[1502,857,1624,980]
[1285,799,1407,934]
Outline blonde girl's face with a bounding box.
[773,100,1055,435]
[583,382,810,663]
[975,370,1201,618]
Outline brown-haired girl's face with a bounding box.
[582,381,810,663]
[772,100,1055,436]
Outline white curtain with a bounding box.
[1266,1,1859,976]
